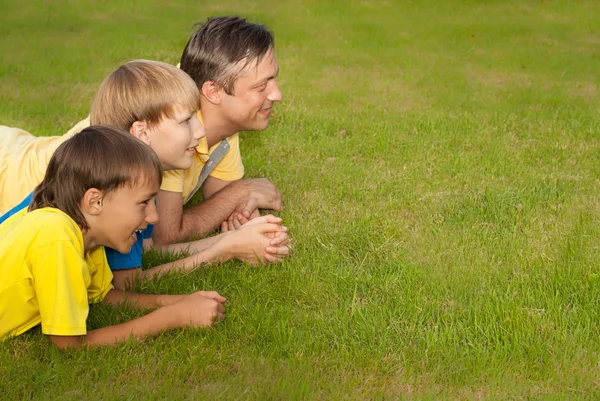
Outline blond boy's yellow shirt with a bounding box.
[160,110,244,203]
[0,119,87,214]
[0,207,113,340]
[0,111,243,213]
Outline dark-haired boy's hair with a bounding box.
[180,16,274,95]
[30,125,162,230]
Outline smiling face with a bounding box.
[95,178,159,254]
[146,104,205,171]
[218,47,282,132]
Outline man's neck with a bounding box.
[200,101,237,148]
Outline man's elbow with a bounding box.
[152,222,180,246]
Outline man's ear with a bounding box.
[81,188,104,216]
[201,81,222,105]
[130,121,150,145]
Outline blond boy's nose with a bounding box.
[146,202,159,224]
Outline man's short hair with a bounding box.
[90,60,200,130]
[180,16,275,95]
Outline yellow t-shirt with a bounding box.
[0,110,244,212]
[0,207,114,340]
[0,119,89,215]
[160,110,244,203]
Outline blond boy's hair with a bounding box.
[90,60,200,129]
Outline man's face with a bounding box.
[147,104,205,170]
[218,47,282,132]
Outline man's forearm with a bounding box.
[159,184,248,243]
[181,190,246,238]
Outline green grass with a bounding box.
[2,0,600,399]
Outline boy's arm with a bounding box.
[47,290,226,349]
[116,218,288,288]
[152,178,282,245]
[143,217,288,279]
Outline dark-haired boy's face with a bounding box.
[218,48,282,132]
[97,179,159,254]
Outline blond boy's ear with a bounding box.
[130,121,150,145]
[201,81,222,105]
[81,188,104,216]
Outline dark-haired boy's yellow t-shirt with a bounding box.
[0,207,113,340]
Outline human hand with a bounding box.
[220,215,289,264]
[237,178,282,213]
[220,211,250,233]
[173,290,226,328]
[264,230,290,263]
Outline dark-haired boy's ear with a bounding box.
[201,81,222,105]
[81,188,104,216]
[130,121,150,145]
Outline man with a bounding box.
[153,16,284,245]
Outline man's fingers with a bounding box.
[243,198,259,219]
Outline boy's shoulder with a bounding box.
[1,208,82,246]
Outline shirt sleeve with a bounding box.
[160,169,185,193]
[29,241,93,336]
[209,133,245,181]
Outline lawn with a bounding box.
[1,0,600,399]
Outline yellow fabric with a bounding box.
[0,207,113,340]
[0,110,243,212]
[160,110,244,203]
[0,118,89,215]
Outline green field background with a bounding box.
[1,1,600,399]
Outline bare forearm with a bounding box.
[153,233,226,254]
[178,189,247,239]
[103,289,184,309]
[140,246,226,280]
[82,306,183,346]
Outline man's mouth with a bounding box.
[258,107,271,117]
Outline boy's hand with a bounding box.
[264,231,290,263]
[219,215,289,264]
[220,212,249,232]
[174,291,226,328]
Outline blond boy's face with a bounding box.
[96,179,159,254]
[147,104,205,170]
